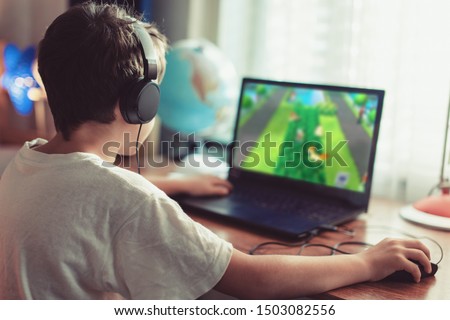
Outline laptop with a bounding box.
[176,78,384,238]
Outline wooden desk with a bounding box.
[189,198,450,300]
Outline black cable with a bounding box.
[331,241,373,255]
[135,124,142,175]
[248,224,444,266]
[419,236,444,265]
[248,231,316,255]
[297,241,373,256]
[248,225,355,255]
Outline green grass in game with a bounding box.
[318,114,361,191]
[241,89,365,192]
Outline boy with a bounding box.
[0,2,432,299]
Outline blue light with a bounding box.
[1,44,39,116]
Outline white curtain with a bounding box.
[217,0,450,202]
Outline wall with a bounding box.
[151,0,220,44]
[151,0,191,43]
[0,0,68,47]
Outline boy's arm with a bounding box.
[214,238,431,299]
[149,175,232,196]
[115,155,232,196]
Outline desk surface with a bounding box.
[188,198,449,300]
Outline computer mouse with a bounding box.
[384,261,438,282]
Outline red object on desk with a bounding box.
[414,194,450,218]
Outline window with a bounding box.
[217,0,450,202]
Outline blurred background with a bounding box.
[0,0,449,204]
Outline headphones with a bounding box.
[119,18,160,124]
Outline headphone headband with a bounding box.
[130,19,158,80]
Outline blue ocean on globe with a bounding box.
[158,39,238,140]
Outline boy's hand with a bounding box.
[358,238,432,283]
[179,175,233,196]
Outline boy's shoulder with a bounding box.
[11,139,169,208]
[68,155,169,204]
[105,164,168,200]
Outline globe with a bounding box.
[158,39,238,142]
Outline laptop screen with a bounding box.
[233,78,384,194]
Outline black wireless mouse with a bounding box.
[384,261,438,282]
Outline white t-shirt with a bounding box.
[0,139,232,299]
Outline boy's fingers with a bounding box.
[403,239,431,260]
[207,175,233,190]
[405,249,432,274]
[402,259,422,283]
[216,179,233,190]
[211,186,230,195]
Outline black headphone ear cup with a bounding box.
[119,78,160,124]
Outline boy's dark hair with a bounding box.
[38,2,168,140]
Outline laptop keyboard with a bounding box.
[229,185,349,222]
